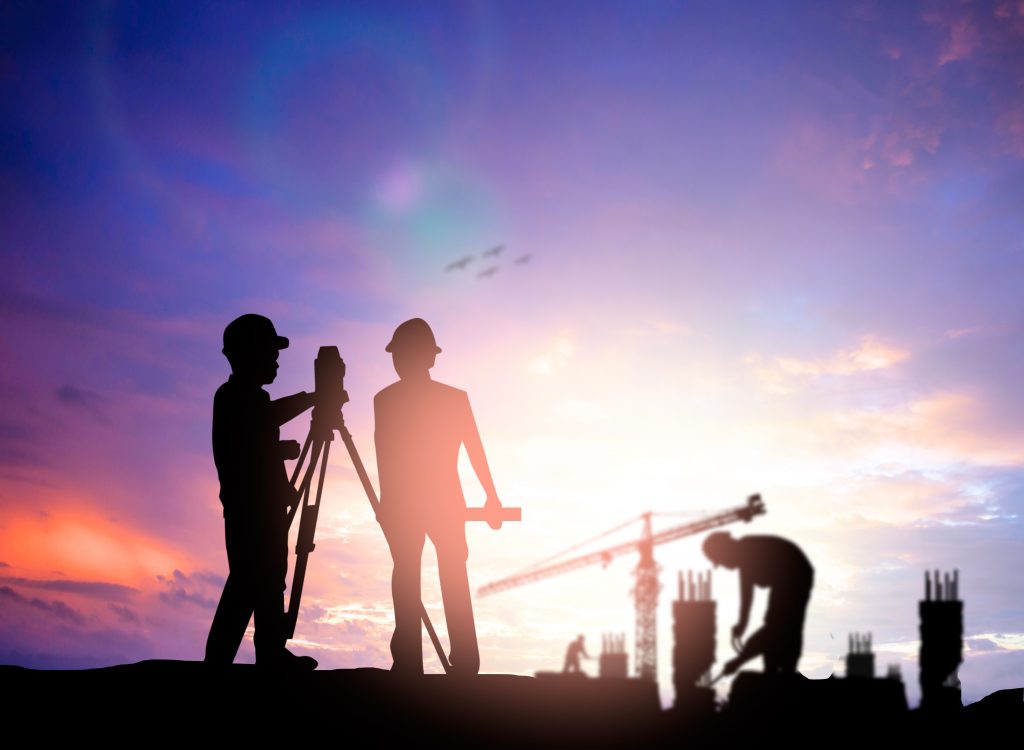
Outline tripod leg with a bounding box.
[338,425,452,674]
[289,432,314,487]
[419,602,451,674]
[285,437,329,639]
[338,426,382,512]
[287,434,320,528]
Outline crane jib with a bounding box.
[477,494,765,597]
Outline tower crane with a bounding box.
[478,494,766,682]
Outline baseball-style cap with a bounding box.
[222,313,289,355]
[385,318,442,354]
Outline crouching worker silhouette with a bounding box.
[205,314,317,670]
[703,532,813,677]
[374,318,503,676]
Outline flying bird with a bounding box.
[483,244,505,258]
[514,254,532,265]
[477,266,498,279]
[445,256,474,271]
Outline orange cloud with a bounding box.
[0,503,186,587]
[811,389,1024,467]
[777,335,910,376]
[746,335,909,394]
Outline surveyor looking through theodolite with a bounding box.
[204,313,318,670]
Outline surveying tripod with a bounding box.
[282,346,520,673]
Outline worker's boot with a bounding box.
[257,647,318,671]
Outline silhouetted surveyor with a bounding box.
[703,532,813,676]
[205,314,317,670]
[563,634,591,674]
[374,318,503,675]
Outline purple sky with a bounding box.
[2,1,1023,706]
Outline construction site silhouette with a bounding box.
[3,318,1021,746]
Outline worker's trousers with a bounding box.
[205,514,288,664]
[385,520,480,675]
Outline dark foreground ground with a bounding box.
[2,661,1020,747]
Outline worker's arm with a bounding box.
[723,627,769,675]
[461,394,502,528]
[371,393,388,528]
[734,567,753,640]
[269,391,315,426]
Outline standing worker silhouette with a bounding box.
[702,532,813,676]
[374,318,503,676]
[205,314,318,670]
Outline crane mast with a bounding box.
[478,494,765,681]
[635,512,659,681]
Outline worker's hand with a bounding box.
[279,439,301,460]
[282,484,301,512]
[484,495,503,530]
[722,657,742,676]
[731,624,746,654]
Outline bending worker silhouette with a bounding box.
[703,532,814,676]
[374,318,503,675]
[205,314,317,669]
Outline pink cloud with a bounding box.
[995,101,1024,158]
[774,113,942,201]
[939,17,982,64]
[923,6,982,66]
[944,325,983,339]
[994,1,1024,35]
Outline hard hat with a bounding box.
[222,313,289,355]
[385,318,442,354]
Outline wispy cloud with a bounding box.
[775,336,910,377]
[0,576,137,602]
[923,7,982,66]
[0,586,87,626]
[109,603,140,626]
[528,336,575,376]
[746,335,909,394]
[156,569,220,610]
[996,101,1024,158]
[944,326,982,340]
[55,385,110,422]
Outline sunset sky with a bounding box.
[2,1,1024,707]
